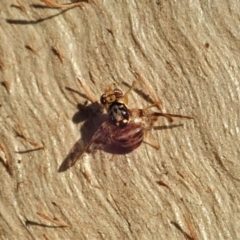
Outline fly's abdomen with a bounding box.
[111,123,144,151]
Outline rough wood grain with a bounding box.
[0,0,239,239]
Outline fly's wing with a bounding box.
[84,121,112,153]
[58,138,85,172]
[58,121,112,172]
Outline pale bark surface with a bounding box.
[0,0,239,239]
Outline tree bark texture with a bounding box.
[0,0,239,239]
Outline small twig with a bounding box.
[40,0,86,9]
[177,170,185,179]
[51,201,61,208]
[156,179,170,189]
[0,141,13,176]
[171,221,194,240]
[25,44,38,55]
[16,0,27,12]
[1,81,11,93]
[15,124,44,149]
[36,212,69,227]
[183,214,198,240]
[42,234,50,240]
[51,45,64,63]
[0,57,4,71]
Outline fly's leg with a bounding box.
[121,81,137,105]
[133,72,163,111]
[143,131,160,150]
[78,78,98,103]
[41,0,86,9]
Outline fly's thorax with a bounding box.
[108,101,130,127]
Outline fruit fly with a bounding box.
[59,78,192,171]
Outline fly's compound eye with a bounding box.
[107,89,123,103]
[101,89,123,105]
[113,89,123,99]
[100,94,107,105]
